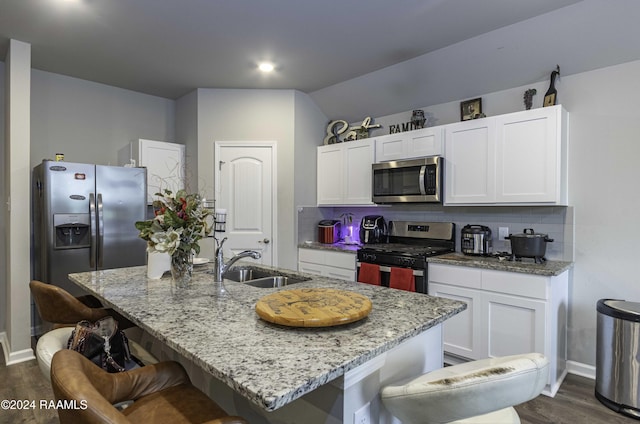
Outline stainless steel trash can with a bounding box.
[596,299,640,419]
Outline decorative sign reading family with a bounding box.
[389,109,437,133]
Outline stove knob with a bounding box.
[363,253,376,262]
[399,257,415,267]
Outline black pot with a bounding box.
[505,228,554,259]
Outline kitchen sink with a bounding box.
[223,267,310,287]
[243,275,309,288]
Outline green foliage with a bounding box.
[135,189,212,256]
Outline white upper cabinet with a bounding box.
[444,118,496,204]
[444,105,567,205]
[494,107,565,203]
[135,139,185,204]
[375,127,443,162]
[317,139,375,206]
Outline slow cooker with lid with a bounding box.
[461,225,493,256]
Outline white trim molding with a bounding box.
[567,360,596,380]
[0,331,35,365]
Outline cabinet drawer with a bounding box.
[482,270,548,300]
[298,261,324,275]
[298,248,325,264]
[326,268,356,281]
[325,251,356,270]
[429,264,481,289]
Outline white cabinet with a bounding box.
[444,105,567,205]
[428,263,568,396]
[494,107,566,203]
[317,140,375,206]
[444,118,496,203]
[375,127,443,162]
[131,139,185,204]
[429,282,484,360]
[298,248,356,281]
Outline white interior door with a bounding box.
[215,143,275,265]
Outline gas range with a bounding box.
[357,221,456,268]
[356,221,455,294]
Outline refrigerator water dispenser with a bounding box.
[54,214,90,249]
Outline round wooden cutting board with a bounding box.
[255,288,372,327]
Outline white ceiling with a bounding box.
[1,0,639,122]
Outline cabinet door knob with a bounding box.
[259,238,270,244]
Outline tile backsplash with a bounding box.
[297,204,574,261]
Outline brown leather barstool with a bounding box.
[30,280,158,381]
[29,280,134,330]
[51,349,248,424]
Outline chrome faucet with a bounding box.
[213,237,262,282]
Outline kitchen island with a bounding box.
[68,263,465,423]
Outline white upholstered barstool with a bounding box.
[36,327,158,383]
[381,353,549,424]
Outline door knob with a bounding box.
[259,238,270,244]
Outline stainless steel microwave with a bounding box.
[372,156,442,203]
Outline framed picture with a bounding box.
[460,98,482,121]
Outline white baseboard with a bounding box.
[0,331,8,364]
[567,360,596,380]
[0,331,36,365]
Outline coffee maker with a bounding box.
[359,215,387,244]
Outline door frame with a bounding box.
[213,141,278,266]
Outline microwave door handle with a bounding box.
[419,165,427,195]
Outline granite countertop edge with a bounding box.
[298,241,362,252]
[427,253,573,276]
[300,243,573,277]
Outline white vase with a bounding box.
[147,252,171,279]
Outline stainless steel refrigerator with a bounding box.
[32,160,147,297]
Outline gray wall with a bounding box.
[309,60,640,370]
[191,89,295,268]
[187,88,324,271]
[175,90,199,192]
[1,66,176,337]
[31,69,175,169]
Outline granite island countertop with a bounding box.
[428,252,573,276]
[68,264,465,412]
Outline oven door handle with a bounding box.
[357,263,424,277]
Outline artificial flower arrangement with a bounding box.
[135,189,212,259]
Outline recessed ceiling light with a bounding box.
[258,62,275,73]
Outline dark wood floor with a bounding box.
[0,344,636,423]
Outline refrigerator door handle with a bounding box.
[97,193,104,268]
[89,193,97,268]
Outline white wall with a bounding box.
[0,60,5,334]
[3,40,33,364]
[31,69,175,169]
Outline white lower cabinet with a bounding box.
[298,248,356,281]
[428,263,568,396]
